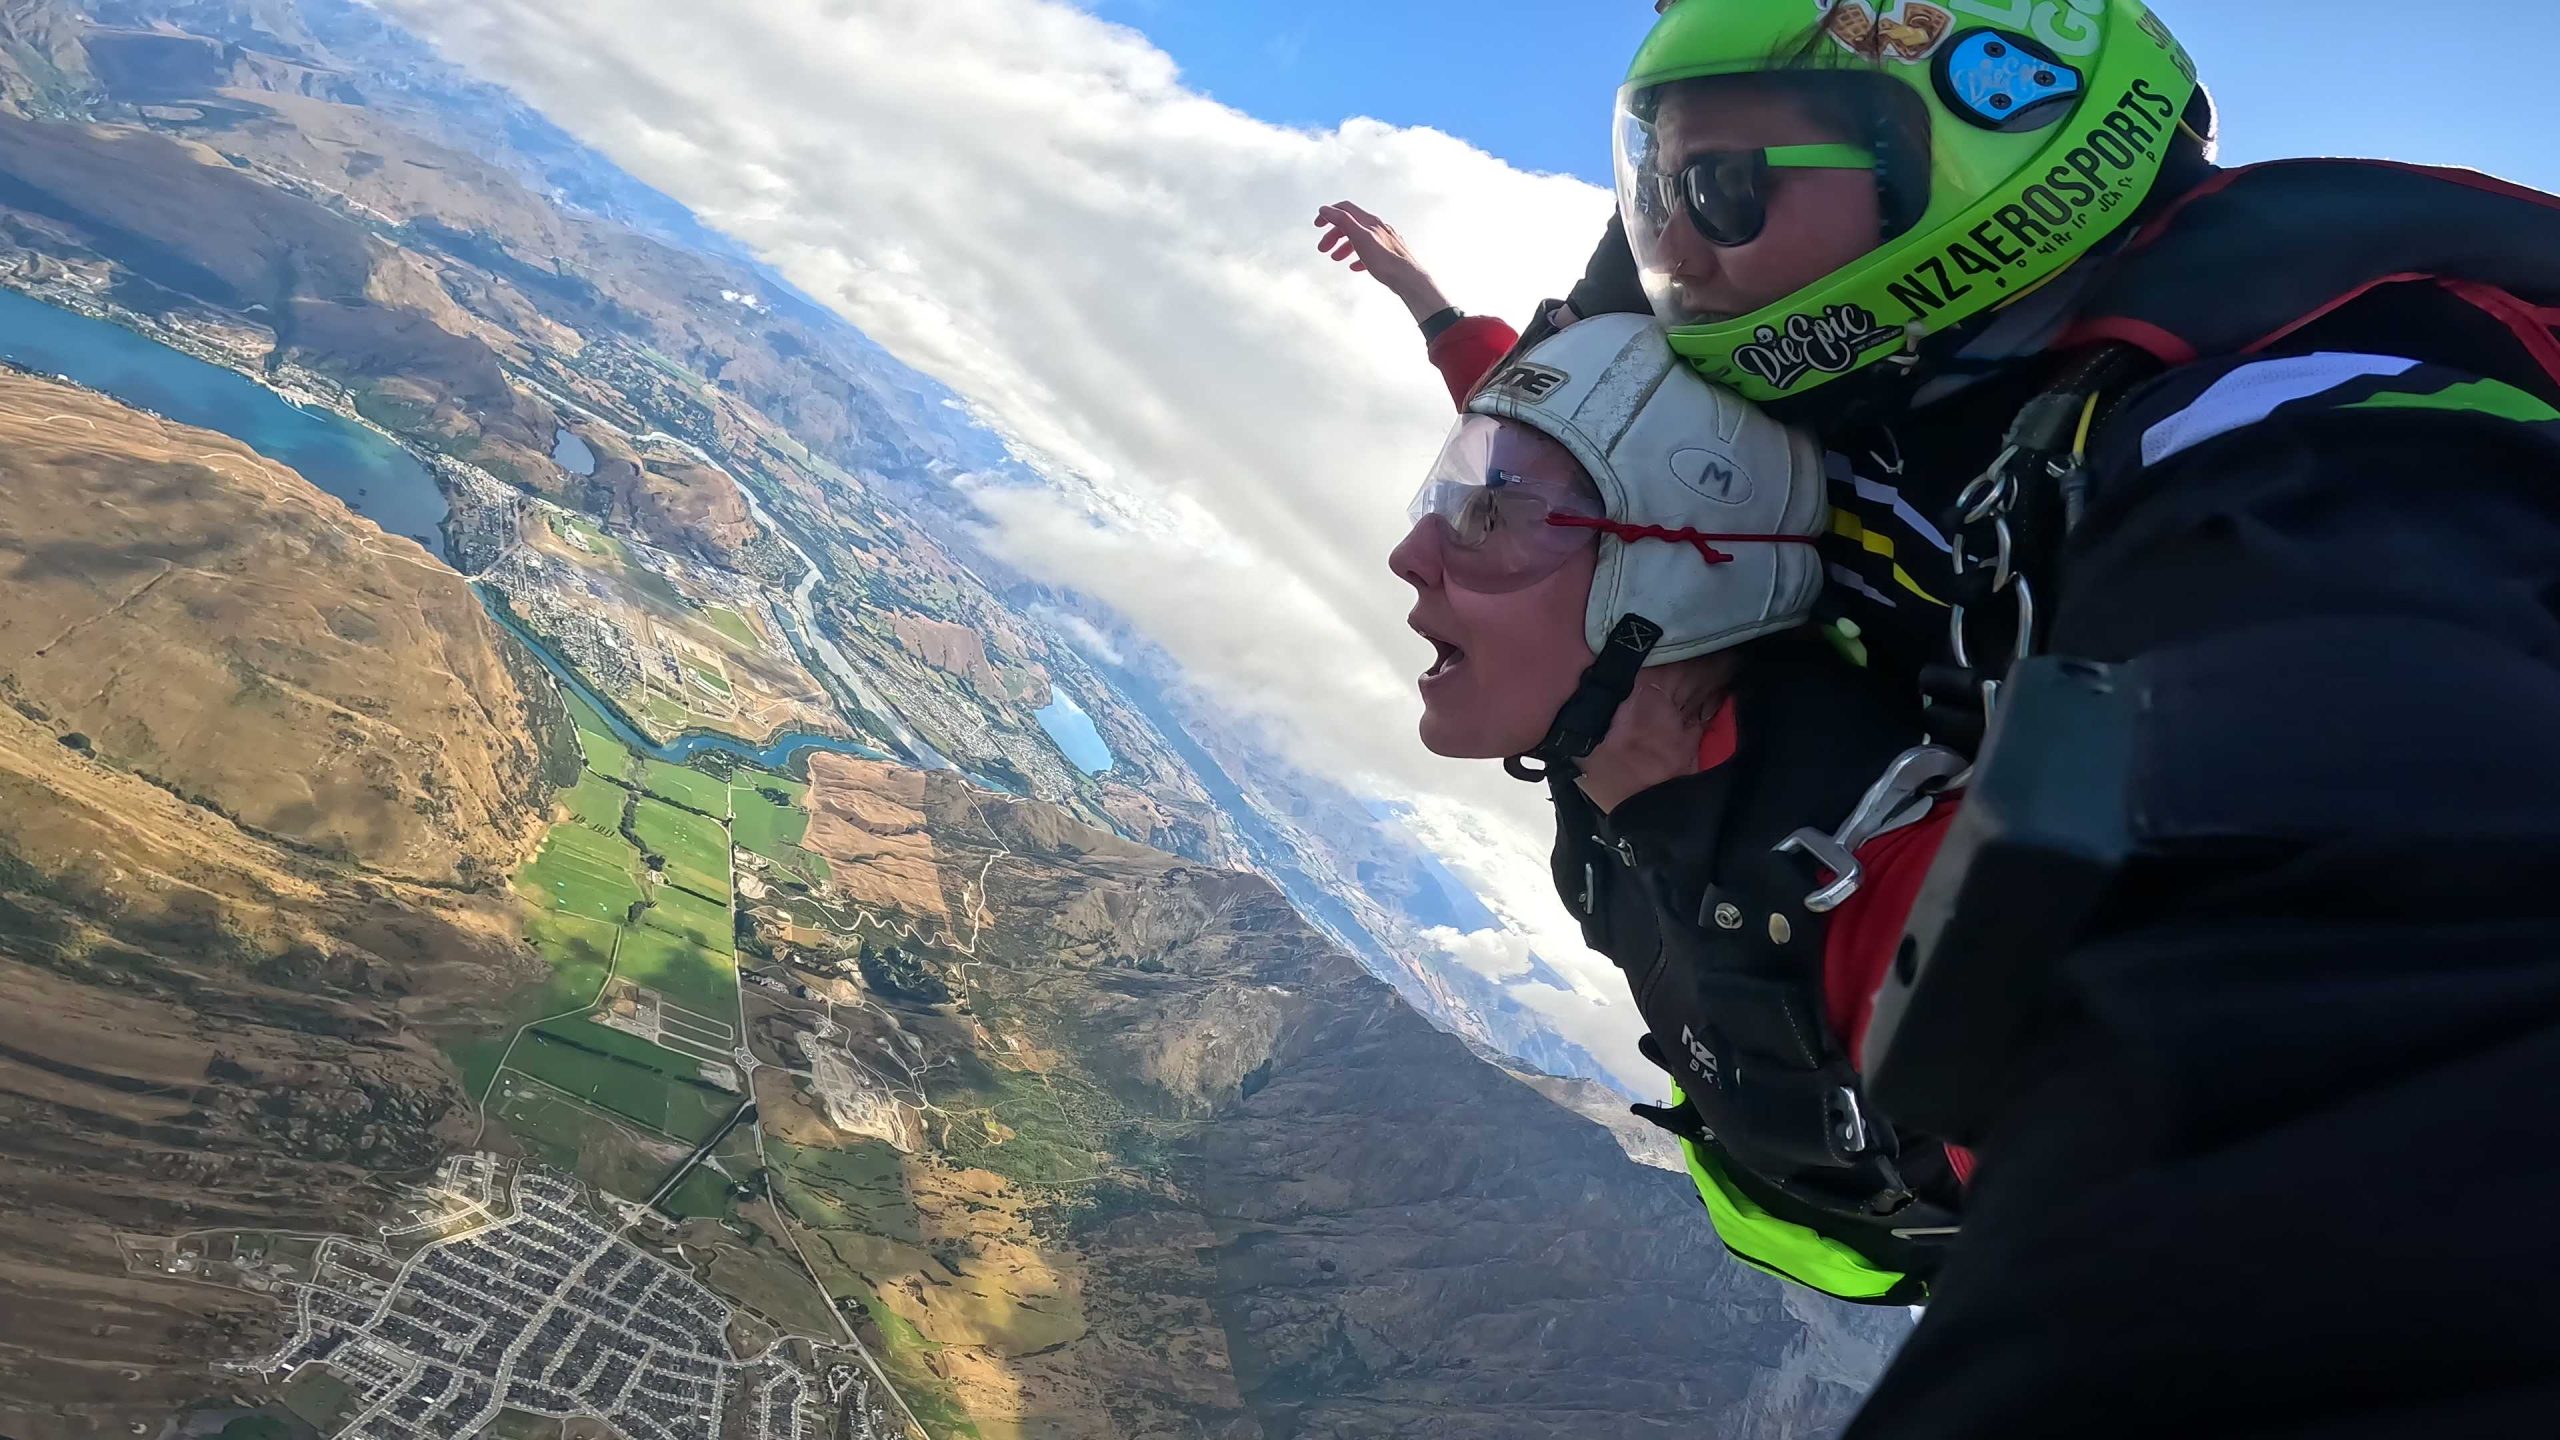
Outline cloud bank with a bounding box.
[369,0,1652,1084]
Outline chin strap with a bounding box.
[1505,614,1664,784]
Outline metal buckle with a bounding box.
[1776,745,1970,913]
[1955,450,2018,525]
[1777,827,1863,912]
[1838,746,1971,849]
[1948,573,2034,677]
[1826,1085,1873,1158]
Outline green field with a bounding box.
[619,920,736,1018]
[280,1371,359,1431]
[561,768,630,832]
[533,1014,708,1078]
[550,511,627,563]
[520,910,623,1007]
[518,821,646,923]
[731,778,829,886]
[564,690,636,781]
[635,795,731,902]
[702,606,761,649]
[488,1083,676,1200]
[688,662,734,696]
[661,1167,744,1220]
[640,757,730,816]
[512,1020,730,1140]
[453,904,626,1101]
[643,883,732,952]
[731,778,810,850]
[475,684,766,1201]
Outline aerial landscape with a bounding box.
[0,2,1907,1436]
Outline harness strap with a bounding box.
[1506,613,1663,783]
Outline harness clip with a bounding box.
[1775,745,1971,912]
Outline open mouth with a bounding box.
[1410,613,1466,687]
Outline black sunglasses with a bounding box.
[1645,143,1877,247]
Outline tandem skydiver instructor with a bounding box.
[1384,0,2560,1433]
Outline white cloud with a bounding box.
[1424,926,1535,983]
[1025,605,1127,667]
[369,0,1652,1087]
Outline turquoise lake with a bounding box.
[1035,686,1115,775]
[0,287,450,560]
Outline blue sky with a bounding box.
[1090,0,2559,195]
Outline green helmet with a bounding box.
[1615,0,2201,404]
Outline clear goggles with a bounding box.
[1403,416,1607,594]
[1405,414,1823,593]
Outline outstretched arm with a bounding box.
[1312,199,1519,407]
[1313,201,1453,324]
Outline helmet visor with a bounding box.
[1615,85,1878,328]
[1404,416,1603,594]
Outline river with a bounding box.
[0,287,452,561]
[727,472,965,774]
[480,590,892,771]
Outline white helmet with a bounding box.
[1464,311,1826,664]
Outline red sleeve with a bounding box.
[1819,801,1960,1073]
[1426,315,1521,410]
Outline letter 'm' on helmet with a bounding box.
[1467,313,1826,663]
[1617,0,2201,403]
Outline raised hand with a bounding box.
[1314,200,1453,323]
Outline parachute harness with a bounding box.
[1926,343,2157,754]
[1791,343,2154,916]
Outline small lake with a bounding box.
[0,287,451,560]
[553,426,597,477]
[1034,686,1115,775]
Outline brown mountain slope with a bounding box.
[0,699,534,1427]
[0,371,568,1432]
[0,370,545,881]
[758,760,1906,1438]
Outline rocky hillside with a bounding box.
[751,760,1907,1437]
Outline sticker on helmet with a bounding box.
[1819,0,1955,63]
[1941,0,2104,58]
[1731,303,1905,391]
[1486,362,1568,401]
[1881,77,2181,320]
[1935,30,2086,132]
